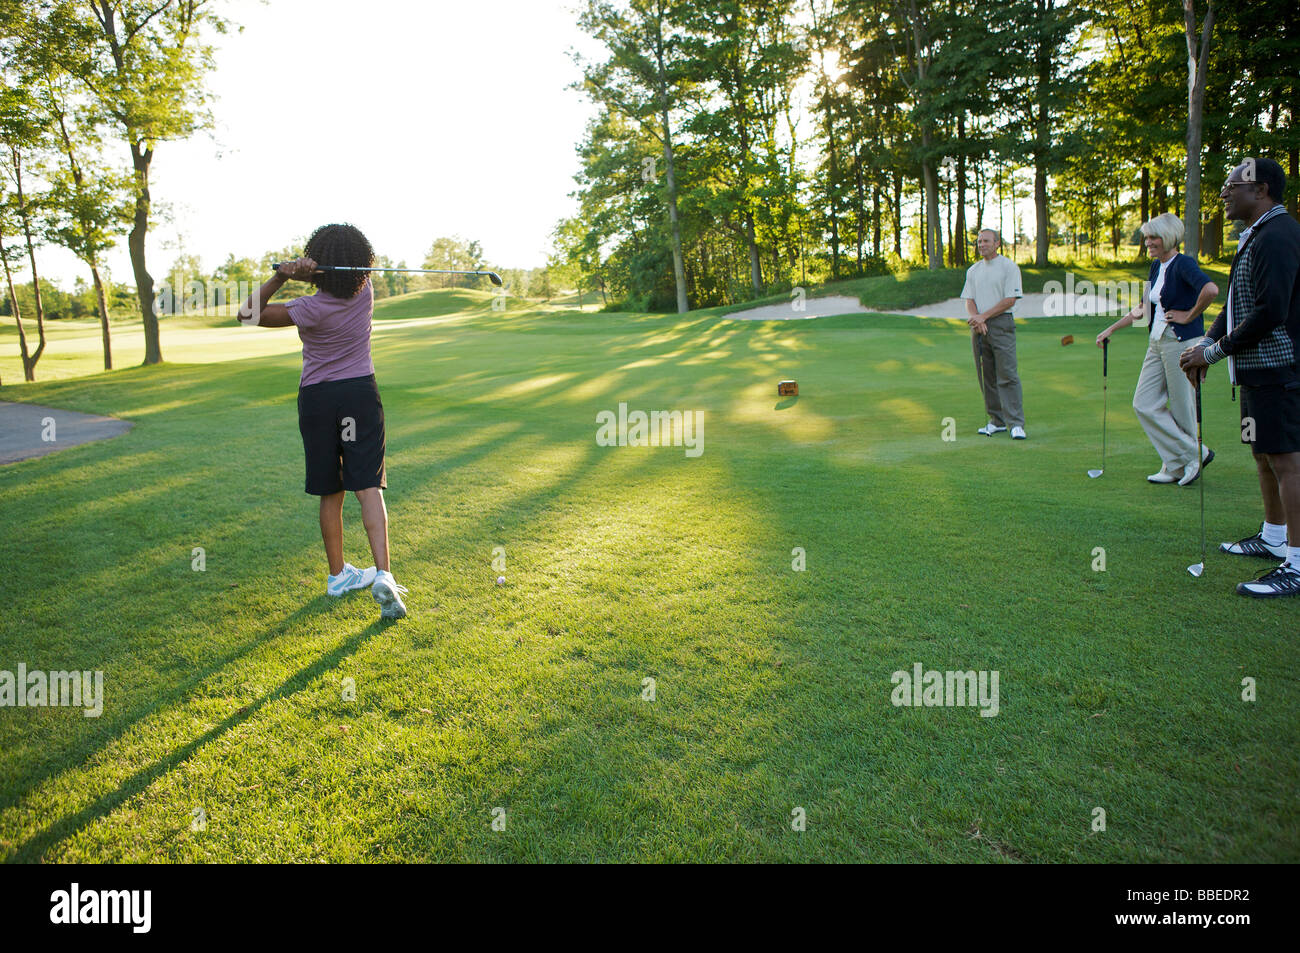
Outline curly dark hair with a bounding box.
[303,223,375,299]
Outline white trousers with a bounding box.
[1132,327,1198,471]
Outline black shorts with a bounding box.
[297,374,387,495]
[1240,381,1300,455]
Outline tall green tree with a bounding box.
[0,81,49,381]
[40,74,130,368]
[60,0,230,364]
[577,0,692,312]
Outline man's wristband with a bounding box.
[1203,340,1226,364]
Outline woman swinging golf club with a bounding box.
[237,223,408,620]
[1096,213,1219,485]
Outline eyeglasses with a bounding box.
[1221,182,1256,192]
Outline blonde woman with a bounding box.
[1096,213,1219,484]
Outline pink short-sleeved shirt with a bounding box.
[285,281,376,387]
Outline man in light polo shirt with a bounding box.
[963,229,1027,439]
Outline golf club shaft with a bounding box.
[1101,338,1108,467]
[270,263,504,286]
[1196,378,1206,565]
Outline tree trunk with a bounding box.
[1140,165,1150,223]
[659,110,689,314]
[652,16,689,315]
[923,159,943,269]
[10,147,46,375]
[907,0,942,270]
[1204,206,1223,258]
[1033,4,1053,268]
[1,227,34,381]
[745,211,762,296]
[128,139,162,364]
[944,170,953,266]
[92,264,113,370]
[826,106,840,280]
[854,147,864,272]
[872,183,882,258]
[1290,148,1298,218]
[893,169,903,257]
[1182,0,1214,260]
[955,124,968,267]
[1033,159,1049,267]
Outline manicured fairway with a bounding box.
[1,284,1295,862]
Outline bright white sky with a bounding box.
[42,0,602,286]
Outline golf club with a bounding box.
[271,262,504,287]
[1188,378,1206,577]
[1087,337,1108,478]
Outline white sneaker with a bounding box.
[372,570,408,620]
[1147,467,1179,484]
[1010,426,1027,440]
[977,422,1007,436]
[1177,459,1201,486]
[326,563,377,596]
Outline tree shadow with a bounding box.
[10,617,389,862]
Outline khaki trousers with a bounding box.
[972,312,1024,429]
[1133,326,1198,471]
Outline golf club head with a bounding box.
[487,272,503,287]
[1187,563,1204,577]
[1087,468,1103,479]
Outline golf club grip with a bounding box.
[271,262,335,274]
[1102,337,1108,375]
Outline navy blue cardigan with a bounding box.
[1148,253,1214,341]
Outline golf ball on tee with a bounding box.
[496,576,505,586]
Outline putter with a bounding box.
[1188,378,1206,577]
[272,262,504,287]
[1087,338,1108,478]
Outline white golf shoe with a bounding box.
[372,570,409,620]
[327,563,377,596]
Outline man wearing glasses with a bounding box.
[1181,158,1300,597]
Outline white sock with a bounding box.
[1262,522,1287,546]
[1287,547,1300,569]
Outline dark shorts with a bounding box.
[297,374,387,495]
[1240,381,1300,455]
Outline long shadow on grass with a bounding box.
[0,405,533,816]
[8,617,389,863]
[0,595,341,815]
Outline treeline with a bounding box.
[555,0,1300,312]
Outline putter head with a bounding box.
[1087,469,1103,479]
[487,272,503,287]
[1187,563,1204,577]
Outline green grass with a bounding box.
[0,281,1294,863]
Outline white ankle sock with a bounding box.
[1287,547,1300,568]
[1262,522,1287,546]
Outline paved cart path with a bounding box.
[0,401,133,465]
[727,292,1094,320]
